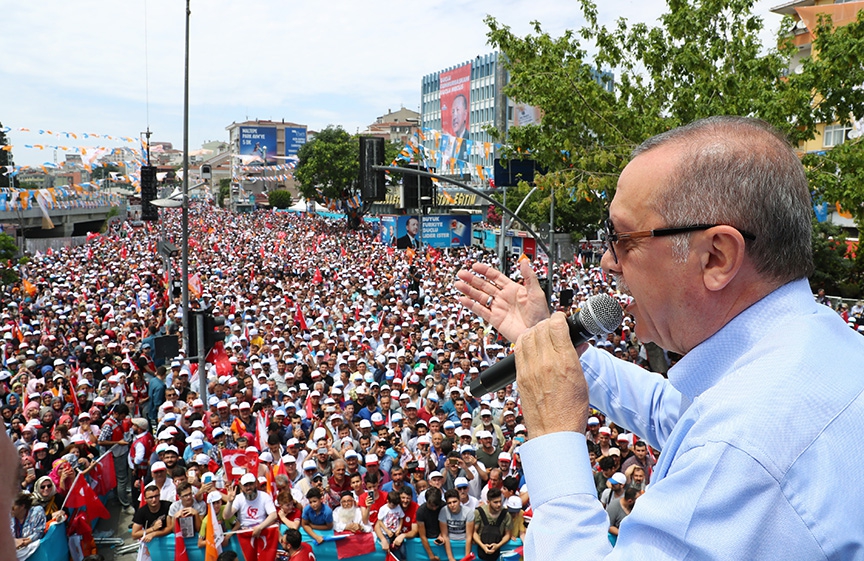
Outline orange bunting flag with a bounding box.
[204,501,224,561]
[22,278,37,298]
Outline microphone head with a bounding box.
[579,294,624,336]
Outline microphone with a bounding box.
[469,294,624,396]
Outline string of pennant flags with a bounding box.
[0,185,124,213]
[0,126,138,144]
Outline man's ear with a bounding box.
[696,227,747,292]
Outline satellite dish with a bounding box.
[794,64,805,75]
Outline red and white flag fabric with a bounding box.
[236,526,279,561]
[295,306,308,332]
[63,473,110,522]
[334,532,376,559]
[257,411,269,451]
[221,449,253,485]
[205,342,232,377]
[174,519,190,561]
[89,452,117,497]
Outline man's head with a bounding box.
[451,94,468,137]
[444,488,461,513]
[405,217,419,237]
[177,481,194,507]
[240,473,258,501]
[605,116,813,354]
[144,483,161,511]
[487,486,503,513]
[633,440,648,461]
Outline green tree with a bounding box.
[485,0,864,234]
[295,126,358,202]
[0,233,19,286]
[218,178,231,208]
[268,189,293,209]
[0,122,16,189]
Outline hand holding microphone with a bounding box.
[469,294,624,396]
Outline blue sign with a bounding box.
[381,214,472,249]
[284,127,307,156]
[420,214,472,248]
[239,126,278,164]
[380,215,397,246]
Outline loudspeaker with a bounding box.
[359,136,386,201]
[140,165,158,221]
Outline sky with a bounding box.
[1,0,787,168]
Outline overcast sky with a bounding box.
[1,0,786,167]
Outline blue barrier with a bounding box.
[143,526,523,561]
[29,522,69,561]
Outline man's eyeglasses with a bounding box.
[603,219,756,264]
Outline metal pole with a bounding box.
[548,185,555,307]
[181,0,191,354]
[197,312,206,402]
[497,185,506,272]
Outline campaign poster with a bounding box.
[440,63,471,160]
[380,215,397,246]
[239,126,277,164]
[392,215,421,250]
[284,127,307,156]
[420,214,472,248]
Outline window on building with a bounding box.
[824,124,852,147]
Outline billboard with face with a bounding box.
[440,63,471,161]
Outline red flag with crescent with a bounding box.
[236,526,279,561]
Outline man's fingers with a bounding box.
[548,312,577,356]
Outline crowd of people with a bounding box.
[2,191,858,561]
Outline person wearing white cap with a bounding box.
[223,472,279,557]
[148,461,176,502]
[600,472,628,510]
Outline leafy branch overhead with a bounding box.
[485,0,864,229]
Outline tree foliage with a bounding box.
[295,126,358,202]
[485,0,864,235]
[0,233,19,286]
[0,122,15,189]
[268,189,293,209]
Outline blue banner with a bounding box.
[284,126,307,156]
[239,126,278,164]
[420,214,472,248]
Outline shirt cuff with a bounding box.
[521,431,596,507]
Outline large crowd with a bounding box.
[3,204,859,561]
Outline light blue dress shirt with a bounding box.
[521,278,864,560]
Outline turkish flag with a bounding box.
[221,449,251,485]
[334,532,376,559]
[312,267,323,284]
[90,453,117,497]
[205,342,232,377]
[174,519,190,561]
[294,307,308,332]
[236,526,279,561]
[64,474,110,521]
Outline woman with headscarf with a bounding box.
[48,457,76,499]
[6,392,22,414]
[30,476,59,518]
[10,492,46,560]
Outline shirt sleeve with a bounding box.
[581,346,682,451]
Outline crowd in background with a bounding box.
[3,206,857,559]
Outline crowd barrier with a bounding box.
[141,526,523,561]
[30,522,69,561]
